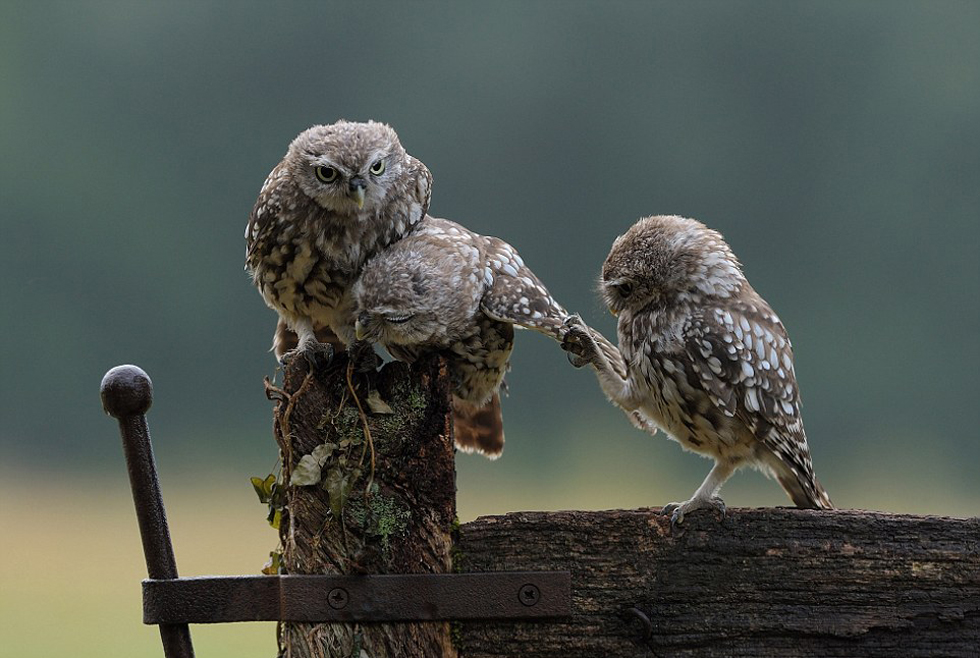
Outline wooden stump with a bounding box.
[457,508,979,657]
[269,353,457,657]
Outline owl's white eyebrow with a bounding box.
[362,150,387,170]
[307,155,347,173]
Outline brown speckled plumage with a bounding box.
[564,215,832,522]
[245,120,432,357]
[353,217,618,458]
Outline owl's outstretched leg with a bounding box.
[561,315,632,400]
[663,460,733,530]
[280,318,334,370]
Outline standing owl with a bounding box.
[245,120,432,362]
[563,215,833,525]
[352,217,624,457]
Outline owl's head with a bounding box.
[352,239,477,347]
[284,120,411,215]
[600,215,744,315]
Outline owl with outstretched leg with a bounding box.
[245,120,432,365]
[563,215,832,527]
[353,217,624,457]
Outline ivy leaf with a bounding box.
[323,467,352,518]
[261,551,283,575]
[366,390,394,415]
[251,474,276,503]
[267,506,282,529]
[290,455,322,486]
[289,443,336,486]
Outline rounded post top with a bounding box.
[101,365,153,418]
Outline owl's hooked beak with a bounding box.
[354,314,369,341]
[349,177,367,209]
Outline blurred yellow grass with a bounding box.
[0,474,278,658]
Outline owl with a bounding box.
[352,217,624,457]
[563,215,833,526]
[245,120,432,362]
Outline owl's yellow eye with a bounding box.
[369,160,386,176]
[315,166,338,183]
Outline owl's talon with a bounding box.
[282,341,335,371]
[560,314,598,368]
[662,496,726,533]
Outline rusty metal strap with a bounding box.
[143,572,571,624]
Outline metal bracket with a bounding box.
[103,364,571,658]
[143,572,571,624]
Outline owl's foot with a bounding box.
[281,340,335,371]
[560,314,598,368]
[347,340,382,373]
[662,495,726,532]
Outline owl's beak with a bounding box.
[349,178,367,209]
[354,315,368,341]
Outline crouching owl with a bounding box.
[353,217,622,457]
[563,215,833,525]
[245,120,432,362]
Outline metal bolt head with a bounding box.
[328,587,349,609]
[518,584,540,607]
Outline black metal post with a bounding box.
[101,365,194,658]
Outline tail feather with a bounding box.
[452,394,505,459]
[777,471,834,510]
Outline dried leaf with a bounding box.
[366,389,394,415]
[312,442,337,462]
[323,467,351,518]
[290,456,321,486]
[289,444,336,486]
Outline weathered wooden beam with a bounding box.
[457,508,979,657]
[270,353,458,657]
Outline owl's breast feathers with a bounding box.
[245,164,429,321]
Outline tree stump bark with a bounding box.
[269,353,457,657]
[457,508,979,657]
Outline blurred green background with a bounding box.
[1,1,977,656]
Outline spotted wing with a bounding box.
[479,236,569,337]
[244,162,287,266]
[681,298,813,474]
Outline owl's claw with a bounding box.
[281,341,335,371]
[347,340,382,373]
[662,496,727,533]
[560,314,598,368]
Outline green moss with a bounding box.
[346,492,412,557]
[405,381,428,413]
[450,545,465,573]
[450,621,464,651]
[371,494,412,555]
